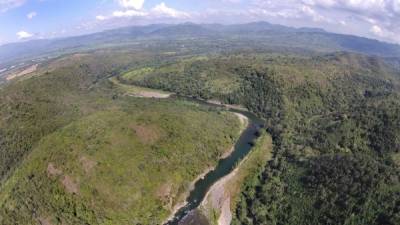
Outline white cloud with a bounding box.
[370,24,382,35]
[222,0,242,3]
[113,9,148,17]
[16,30,33,39]
[116,0,144,10]
[300,0,400,42]
[247,0,400,43]
[0,0,25,12]
[301,4,329,22]
[369,24,399,42]
[96,15,107,21]
[98,1,189,20]
[393,0,400,13]
[81,0,400,44]
[27,11,37,19]
[151,2,190,18]
[302,0,399,16]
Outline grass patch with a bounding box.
[121,67,154,82]
[110,77,172,98]
[392,152,400,167]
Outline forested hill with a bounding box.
[1,21,400,66]
[115,51,400,224]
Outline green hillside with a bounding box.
[0,52,242,225]
[115,51,400,224]
[0,51,142,183]
[0,99,240,225]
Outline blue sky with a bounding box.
[1,0,400,45]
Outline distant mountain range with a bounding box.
[1,21,400,65]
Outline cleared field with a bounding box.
[109,77,172,98]
[6,64,38,80]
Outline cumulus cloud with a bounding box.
[370,25,383,35]
[116,0,144,10]
[0,0,25,12]
[97,1,189,21]
[300,4,330,22]
[16,30,33,39]
[113,9,148,17]
[151,2,190,18]
[27,11,37,19]
[247,0,400,43]
[96,15,106,21]
[304,0,388,13]
[369,24,399,42]
[302,0,400,42]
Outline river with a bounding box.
[164,97,264,225]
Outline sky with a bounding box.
[0,0,400,45]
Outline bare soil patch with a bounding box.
[157,182,173,207]
[71,53,89,59]
[61,175,79,194]
[201,169,237,225]
[233,112,248,128]
[79,156,97,174]
[47,163,62,177]
[131,124,163,144]
[38,217,53,225]
[130,91,172,98]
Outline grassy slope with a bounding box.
[0,51,244,225]
[0,90,241,225]
[0,50,154,183]
[109,77,172,98]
